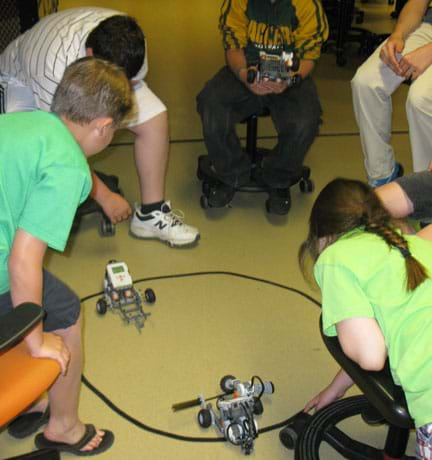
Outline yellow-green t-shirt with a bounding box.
[315,228,432,427]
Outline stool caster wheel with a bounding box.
[96,298,108,315]
[200,195,210,209]
[279,411,311,450]
[197,165,204,180]
[144,288,156,304]
[100,218,115,236]
[202,180,211,197]
[299,178,314,193]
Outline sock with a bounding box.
[140,200,165,215]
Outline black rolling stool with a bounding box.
[72,170,122,236]
[279,316,414,459]
[197,108,314,215]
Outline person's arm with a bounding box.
[90,170,132,224]
[380,0,430,76]
[336,317,388,371]
[292,0,329,77]
[375,182,415,219]
[304,369,354,413]
[8,229,70,374]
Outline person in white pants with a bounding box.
[351,0,432,187]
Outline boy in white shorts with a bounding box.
[0,7,199,247]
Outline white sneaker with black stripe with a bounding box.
[130,201,199,247]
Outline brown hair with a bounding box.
[51,57,132,126]
[298,178,428,291]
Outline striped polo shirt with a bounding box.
[0,7,147,111]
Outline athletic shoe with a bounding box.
[369,162,404,188]
[130,201,199,247]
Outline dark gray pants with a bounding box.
[0,270,81,332]
[196,66,322,188]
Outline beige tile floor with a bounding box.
[0,0,418,459]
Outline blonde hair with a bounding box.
[51,57,132,127]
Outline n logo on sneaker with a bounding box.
[154,220,168,230]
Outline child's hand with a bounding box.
[304,369,354,413]
[29,332,70,375]
[304,384,345,413]
[101,191,132,224]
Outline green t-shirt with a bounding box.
[0,111,91,293]
[315,228,432,427]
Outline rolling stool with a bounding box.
[197,108,313,215]
[72,170,122,236]
[279,316,414,459]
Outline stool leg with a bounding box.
[384,426,409,459]
[246,115,258,162]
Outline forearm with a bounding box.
[90,169,112,205]
[331,369,354,393]
[298,59,315,79]
[225,48,248,81]
[393,0,429,39]
[9,230,46,350]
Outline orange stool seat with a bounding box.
[0,341,60,427]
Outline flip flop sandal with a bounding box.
[8,406,50,439]
[34,423,114,457]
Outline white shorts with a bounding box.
[0,76,166,127]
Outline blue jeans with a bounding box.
[196,66,322,188]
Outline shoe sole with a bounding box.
[129,230,200,248]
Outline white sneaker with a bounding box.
[130,201,200,247]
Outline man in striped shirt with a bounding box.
[197,0,328,214]
[0,7,199,247]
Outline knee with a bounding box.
[351,63,373,94]
[406,86,432,116]
[196,86,221,118]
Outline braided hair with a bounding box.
[298,178,428,291]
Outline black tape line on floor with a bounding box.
[80,270,321,442]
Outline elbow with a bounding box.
[357,354,386,372]
[341,342,387,372]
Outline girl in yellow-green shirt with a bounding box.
[299,177,432,459]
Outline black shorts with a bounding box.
[0,270,81,332]
[396,171,432,220]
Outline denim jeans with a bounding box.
[196,66,322,188]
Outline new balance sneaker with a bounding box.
[130,201,199,247]
[369,162,404,188]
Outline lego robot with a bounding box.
[195,375,275,455]
[96,260,155,332]
[247,50,301,87]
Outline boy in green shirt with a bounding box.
[1,57,132,455]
